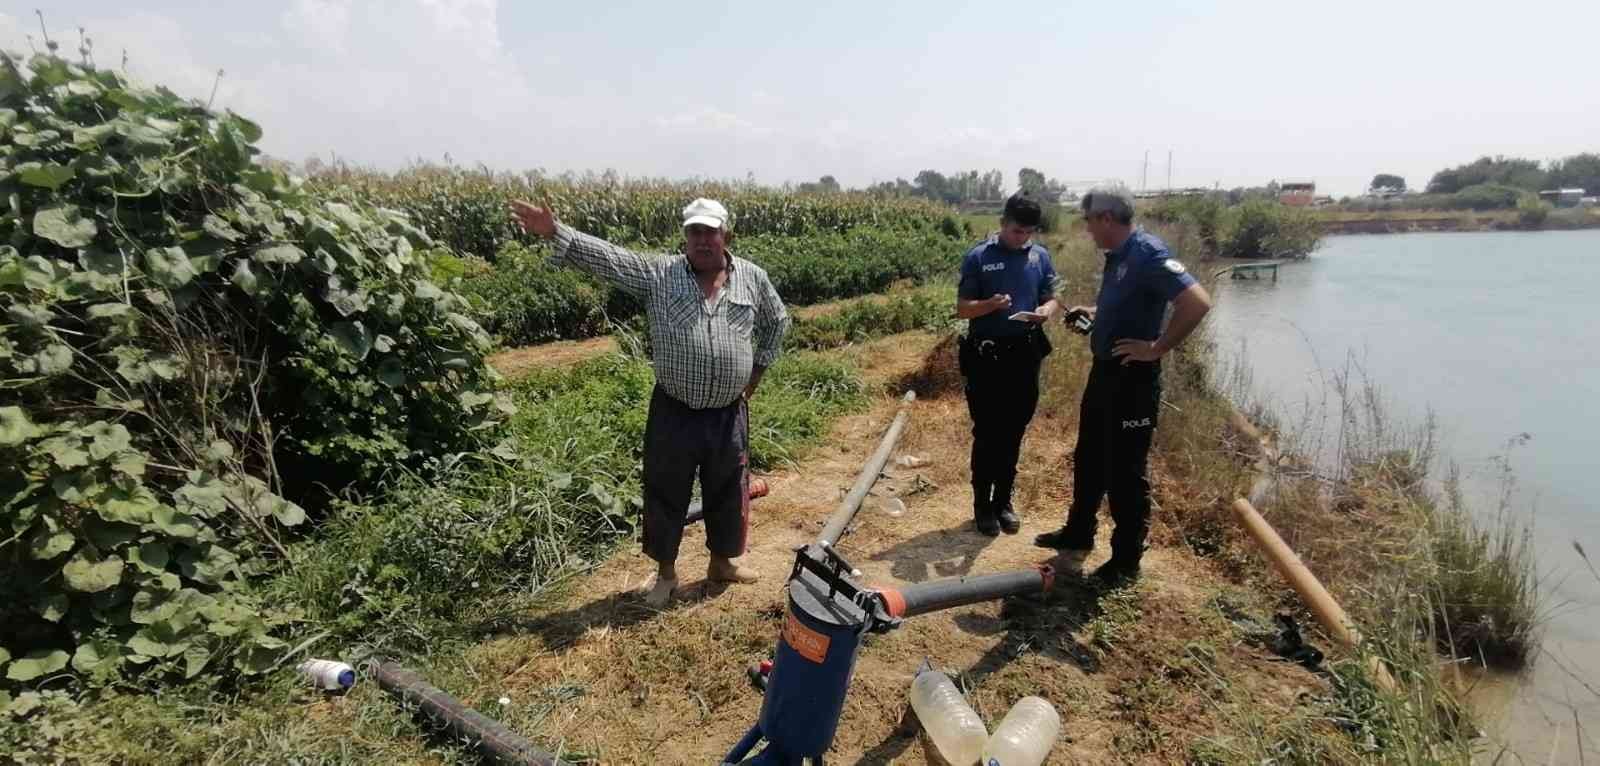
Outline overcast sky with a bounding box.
[7,0,1597,197]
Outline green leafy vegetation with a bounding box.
[1143,196,1321,259]
[0,52,502,688]
[456,227,963,346]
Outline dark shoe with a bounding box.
[1033,526,1077,549]
[974,511,1001,537]
[997,504,1021,534]
[1091,559,1141,588]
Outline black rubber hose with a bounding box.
[373,661,570,766]
[894,568,1052,618]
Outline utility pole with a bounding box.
[1167,150,1173,192]
[1141,150,1148,192]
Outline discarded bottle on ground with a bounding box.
[298,659,356,691]
[982,696,1060,766]
[908,667,987,766]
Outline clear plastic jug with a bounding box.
[981,696,1060,766]
[909,667,987,766]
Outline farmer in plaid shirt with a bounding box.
[512,198,789,606]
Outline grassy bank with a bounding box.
[4,169,1540,763]
[1037,224,1540,762]
[0,337,877,763]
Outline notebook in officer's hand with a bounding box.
[1007,311,1046,322]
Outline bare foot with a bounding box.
[708,559,760,584]
[640,576,679,607]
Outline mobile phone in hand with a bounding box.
[1064,308,1093,335]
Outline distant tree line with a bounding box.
[792,168,1070,204]
[1424,153,1600,195]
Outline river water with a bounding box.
[1206,230,1600,763]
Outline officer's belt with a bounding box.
[962,331,1041,360]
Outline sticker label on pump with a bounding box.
[782,610,830,663]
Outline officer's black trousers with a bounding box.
[1060,358,1162,564]
[961,337,1043,516]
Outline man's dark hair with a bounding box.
[1002,193,1043,228]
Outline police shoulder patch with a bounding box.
[1163,259,1187,275]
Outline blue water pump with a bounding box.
[720,392,1054,765]
[722,541,1054,765]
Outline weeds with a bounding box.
[785,286,959,352]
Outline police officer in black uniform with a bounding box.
[1035,185,1212,584]
[957,193,1061,536]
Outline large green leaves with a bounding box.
[3,51,501,692]
[30,344,74,376]
[229,259,263,295]
[33,205,98,248]
[252,243,304,264]
[83,422,133,460]
[330,321,372,360]
[18,162,76,190]
[62,551,124,593]
[143,247,198,287]
[203,214,243,242]
[28,524,76,560]
[39,434,90,469]
[0,406,42,445]
[5,650,69,682]
[130,542,171,574]
[71,640,124,676]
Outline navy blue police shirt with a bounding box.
[957,236,1058,339]
[1092,229,1198,359]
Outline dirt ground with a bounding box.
[483,285,933,381]
[487,336,619,379]
[460,331,1324,765]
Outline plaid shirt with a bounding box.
[552,223,790,409]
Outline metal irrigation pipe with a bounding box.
[816,391,916,547]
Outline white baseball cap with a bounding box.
[682,198,730,230]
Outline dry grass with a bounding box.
[790,279,924,321]
[488,336,618,378]
[23,223,1512,765]
[485,284,946,383]
[438,320,1377,764]
[395,225,1522,764]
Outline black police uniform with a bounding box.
[957,235,1058,533]
[1047,229,1196,572]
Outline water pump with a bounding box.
[722,392,1055,765]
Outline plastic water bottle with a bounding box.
[908,667,987,766]
[297,659,356,691]
[982,696,1060,766]
[875,496,907,517]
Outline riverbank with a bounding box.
[1208,230,1600,762]
[8,223,1541,764]
[1314,207,1600,235]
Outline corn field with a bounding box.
[312,164,956,259]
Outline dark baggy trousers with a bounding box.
[1060,358,1162,564]
[961,332,1047,516]
[641,386,750,564]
